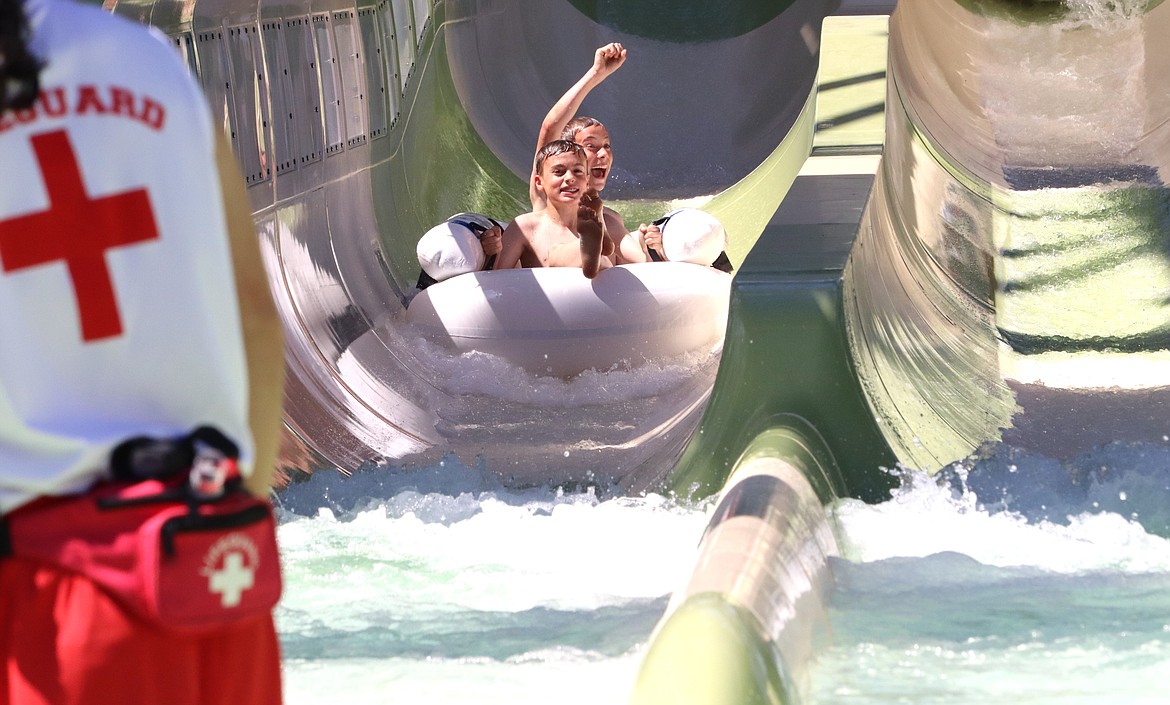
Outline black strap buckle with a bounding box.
[109,426,239,482]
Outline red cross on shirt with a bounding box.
[0,129,159,342]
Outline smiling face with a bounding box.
[573,124,613,192]
[535,151,588,204]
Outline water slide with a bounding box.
[123,0,835,490]
[106,0,1170,701]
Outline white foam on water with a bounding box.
[276,445,1170,704]
[275,460,713,704]
[832,464,1170,573]
[282,652,645,705]
[810,457,1170,704]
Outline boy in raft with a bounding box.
[497,140,609,278]
[530,42,664,265]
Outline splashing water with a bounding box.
[274,458,712,705]
[1063,0,1152,24]
[274,438,1170,704]
[810,444,1170,704]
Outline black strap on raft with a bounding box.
[416,269,439,290]
[647,215,668,262]
[711,251,734,273]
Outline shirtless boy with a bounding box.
[530,43,663,265]
[497,140,608,278]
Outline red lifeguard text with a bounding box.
[0,84,167,133]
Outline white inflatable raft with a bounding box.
[406,262,732,377]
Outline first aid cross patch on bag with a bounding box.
[146,496,283,631]
[4,480,283,634]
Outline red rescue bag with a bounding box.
[2,477,282,634]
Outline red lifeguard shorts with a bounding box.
[0,556,283,705]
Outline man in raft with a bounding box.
[497,140,609,278]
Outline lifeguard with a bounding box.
[0,0,286,702]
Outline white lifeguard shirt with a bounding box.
[0,0,255,512]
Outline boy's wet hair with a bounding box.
[535,139,588,174]
[561,116,605,142]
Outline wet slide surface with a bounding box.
[846,0,1170,477]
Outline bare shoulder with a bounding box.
[602,206,627,233]
[510,211,542,229]
[504,212,539,237]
